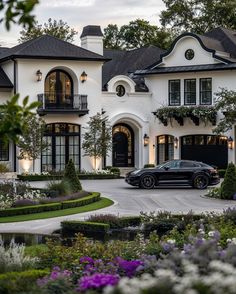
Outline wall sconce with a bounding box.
[228,136,233,149]
[174,137,179,149]
[80,71,87,83]
[36,70,42,82]
[143,134,149,146]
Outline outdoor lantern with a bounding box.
[174,137,179,149]
[228,136,233,149]
[143,134,149,146]
[80,71,87,83]
[36,70,42,82]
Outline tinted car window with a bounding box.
[179,161,198,168]
[162,161,180,169]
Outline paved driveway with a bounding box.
[0,179,235,234]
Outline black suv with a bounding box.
[125,160,220,189]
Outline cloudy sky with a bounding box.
[0,0,165,47]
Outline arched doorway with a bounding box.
[45,70,73,108]
[156,135,174,164]
[112,124,134,167]
[42,123,80,172]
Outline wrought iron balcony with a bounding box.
[37,93,89,116]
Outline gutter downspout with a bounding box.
[13,58,17,172]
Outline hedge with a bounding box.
[0,192,100,217]
[118,216,141,228]
[61,220,110,235]
[17,173,120,181]
[0,269,49,294]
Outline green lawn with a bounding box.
[0,197,113,223]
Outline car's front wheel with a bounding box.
[139,174,156,189]
[193,174,209,189]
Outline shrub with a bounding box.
[39,191,90,204]
[0,269,49,294]
[220,162,236,199]
[12,199,38,207]
[110,167,120,175]
[86,215,141,229]
[144,164,155,168]
[206,187,221,198]
[46,180,72,197]
[63,159,82,192]
[61,221,110,236]
[0,163,9,173]
[61,193,100,209]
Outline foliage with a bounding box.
[154,105,217,126]
[104,19,173,50]
[220,162,236,199]
[61,221,110,237]
[19,18,78,43]
[0,237,38,273]
[0,163,10,173]
[46,180,72,197]
[205,187,221,199]
[40,190,90,204]
[0,94,40,143]
[17,115,48,172]
[0,0,39,31]
[63,159,82,192]
[60,193,101,209]
[213,88,236,134]
[82,113,112,170]
[160,0,236,34]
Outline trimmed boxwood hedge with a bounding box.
[17,173,120,181]
[61,220,110,235]
[0,192,100,217]
[117,216,141,228]
[0,269,49,294]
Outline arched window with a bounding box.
[44,70,73,108]
[42,123,80,172]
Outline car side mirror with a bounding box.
[164,166,169,170]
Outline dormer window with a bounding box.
[116,85,125,97]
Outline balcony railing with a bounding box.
[37,93,89,116]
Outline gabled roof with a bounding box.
[0,66,13,88]
[0,34,108,62]
[102,45,164,90]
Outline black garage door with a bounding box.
[181,135,228,169]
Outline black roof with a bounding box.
[136,63,236,75]
[0,34,108,62]
[80,25,103,38]
[0,67,13,88]
[102,45,164,90]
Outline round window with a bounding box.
[116,85,126,97]
[185,49,195,60]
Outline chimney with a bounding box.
[80,25,103,56]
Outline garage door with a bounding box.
[181,135,228,169]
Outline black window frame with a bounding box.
[168,79,181,106]
[0,139,9,161]
[184,79,196,105]
[200,78,212,105]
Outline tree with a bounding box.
[160,0,236,34]
[63,159,82,192]
[103,19,173,50]
[213,88,236,134]
[82,113,112,170]
[0,0,38,30]
[17,114,48,172]
[19,18,78,43]
[220,163,236,199]
[0,94,40,143]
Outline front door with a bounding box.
[112,124,134,167]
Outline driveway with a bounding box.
[0,179,235,234]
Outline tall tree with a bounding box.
[82,113,112,170]
[213,88,236,134]
[19,18,78,43]
[17,115,48,172]
[0,0,38,30]
[103,19,173,50]
[160,0,236,34]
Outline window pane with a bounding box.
[0,140,9,161]
[169,80,180,105]
[194,135,204,145]
[200,78,212,105]
[207,136,216,145]
[182,136,192,145]
[184,79,196,105]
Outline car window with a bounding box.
[179,161,198,168]
[162,161,180,169]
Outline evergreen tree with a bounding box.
[221,162,236,200]
[63,159,82,192]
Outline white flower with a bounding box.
[167,239,176,245]
[208,231,215,237]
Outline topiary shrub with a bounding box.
[220,162,236,200]
[63,159,82,192]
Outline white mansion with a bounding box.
[0,25,235,173]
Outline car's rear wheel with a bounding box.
[193,174,209,189]
[140,174,156,189]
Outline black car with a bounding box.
[125,160,220,189]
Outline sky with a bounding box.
[0,0,165,47]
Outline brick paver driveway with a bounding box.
[0,179,235,234]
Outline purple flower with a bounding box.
[80,256,94,264]
[37,266,72,288]
[117,258,143,277]
[77,273,119,291]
